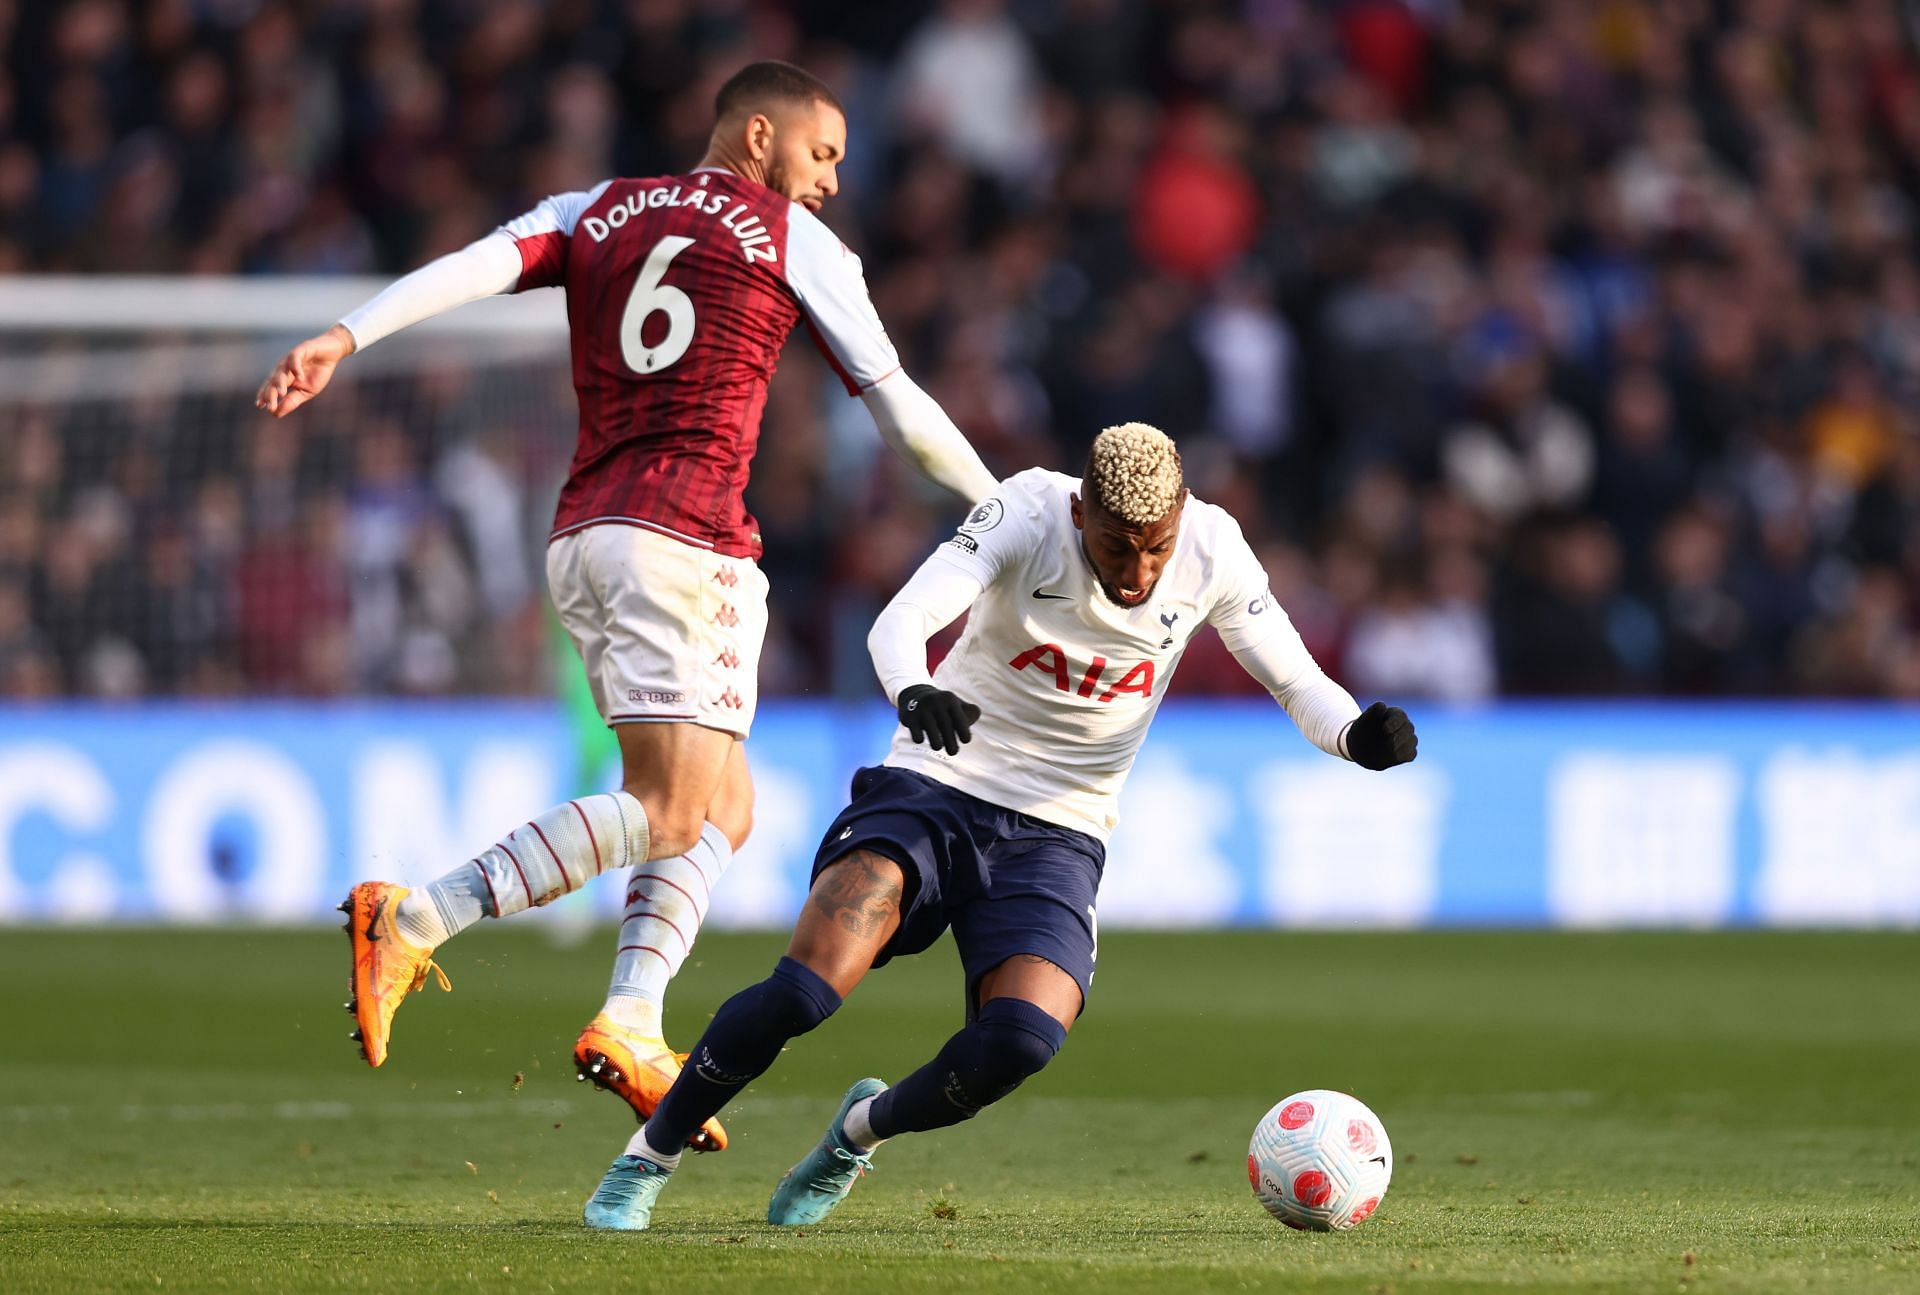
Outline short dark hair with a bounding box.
[714,61,843,122]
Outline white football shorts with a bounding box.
[546,523,769,739]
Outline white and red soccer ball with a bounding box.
[1247,1089,1392,1231]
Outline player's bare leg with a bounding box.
[576,727,751,1149]
[344,720,729,1069]
[584,850,903,1228]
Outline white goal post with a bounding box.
[0,276,568,403]
[0,276,579,700]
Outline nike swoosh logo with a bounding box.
[364,898,384,943]
[1369,1155,1387,1168]
[1031,588,1072,601]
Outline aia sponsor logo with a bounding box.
[1346,1119,1378,1157]
[626,688,687,704]
[1007,644,1154,703]
[1278,1100,1315,1130]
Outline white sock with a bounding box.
[600,992,663,1037]
[603,822,732,1008]
[395,865,489,948]
[624,1126,682,1171]
[841,1094,887,1155]
[393,794,647,946]
[476,792,649,918]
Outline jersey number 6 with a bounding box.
[619,235,697,375]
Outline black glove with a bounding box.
[897,684,982,756]
[1344,701,1417,771]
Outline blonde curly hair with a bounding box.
[1084,422,1184,526]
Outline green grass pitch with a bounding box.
[1,926,1915,1293]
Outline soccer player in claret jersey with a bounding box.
[580,423,1418,1229]
[254,62,998,1153]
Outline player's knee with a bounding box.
[948,999,1067,1115]
[711,801,752,854]
[706,772,754,852]
[626,788,705,860]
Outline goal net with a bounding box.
[0,278,575,700]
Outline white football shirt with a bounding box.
[875,468,1357,839]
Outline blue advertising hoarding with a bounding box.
[0,701,1915,928]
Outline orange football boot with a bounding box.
[340,881,451,1068]
[574,1013,728,1152]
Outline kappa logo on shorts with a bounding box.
[716,688,745,710]
[710,567,739,587]
[627,688,688,704]
[713,647,741,669]
[712,605,740,628]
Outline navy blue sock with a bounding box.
[869,998,1066,1139]
[644,957,842,1151]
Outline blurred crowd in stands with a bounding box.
[2,0,1918,702]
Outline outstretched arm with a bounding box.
[1209,523,1415,768]
[1229,630,1418,769]
[1228,626,1365,759]
[255,234,524,418]
[257,184,608,418]
[860,371,999,504]
[785,207,996,503]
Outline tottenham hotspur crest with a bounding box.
[1159,610,1179,649]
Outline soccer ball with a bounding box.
[1247,1089,1392,1231]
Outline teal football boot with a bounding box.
[582,1154,673,1231]
[767,1078,887,1226]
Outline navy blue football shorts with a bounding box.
[809,764,1105,1016]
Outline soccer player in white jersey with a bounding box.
[254,62,998,1153]
[578,422,1419,1229]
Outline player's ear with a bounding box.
[1070,493,1084,531]
[744,112,775,161]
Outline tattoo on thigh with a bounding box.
[810,850,902,938]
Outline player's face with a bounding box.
[765,100,846,212]
[1071,492,1186,608]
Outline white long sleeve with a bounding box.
[1229,627,1363,760]
[866,553,987,704]
[860,370,1000,504]
[337,233,525,351]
